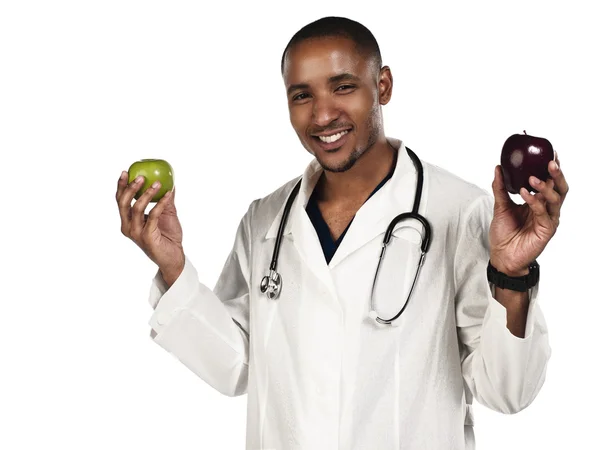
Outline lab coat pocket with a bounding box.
[390,221,423,246]
[370,221,424,320]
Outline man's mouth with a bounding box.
[311,128,352,152]
[316,130,350,144]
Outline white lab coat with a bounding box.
[147,138,551,450]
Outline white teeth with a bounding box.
[318,130,348,143]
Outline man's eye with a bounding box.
[293,93,310,101]
[336,85,355,92]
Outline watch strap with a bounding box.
[487,260,540,292]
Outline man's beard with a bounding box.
[318,111,381,173]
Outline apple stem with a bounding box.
[523,130,527,135]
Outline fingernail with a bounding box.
[551,161,559,171]
[152,181,160,188]
[531,176,540,185]
[135,176,143,183]
[120,171,127,180]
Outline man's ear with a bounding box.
[379,66,393,105]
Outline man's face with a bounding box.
[283,36,391,173]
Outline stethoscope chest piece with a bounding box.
[260,270,282,300]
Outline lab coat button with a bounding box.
[156,311,170,325]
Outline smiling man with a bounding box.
[283,29,397,247]
[283,31,389,174]
[118,15,569,450]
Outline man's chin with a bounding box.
[315,151,359,173]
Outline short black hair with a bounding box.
[280,16,382,74]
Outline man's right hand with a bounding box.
[116,171,185,286]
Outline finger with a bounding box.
[130,180,161,240]
[492,165,514,211]
[548,158,569,199]
[520,187,553,231]
[143,188,175,241]
[118,174,144,236]
[530,176,561,222]
[115,171,128,201]
[164,185,176,207]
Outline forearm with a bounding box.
[149,256,250,397]
[492,287,529,338]
[462,292,550,414]
[461,266,550,413]
[489,261,530,338]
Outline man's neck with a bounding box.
[315,138,396,204]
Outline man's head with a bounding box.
[281,16,393,173]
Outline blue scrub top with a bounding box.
[306,152,398,264]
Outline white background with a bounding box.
[1,0,597,449]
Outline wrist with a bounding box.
[489,257,530,277]
[487,258,540,293]
[161,266,184,288]
[159,256,185,287]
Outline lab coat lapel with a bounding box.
[328,140,419,269]
[264,158,341,302]
[288,161,340,300]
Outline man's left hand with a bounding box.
[489,153,569,276]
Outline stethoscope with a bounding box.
[260,147,432,326]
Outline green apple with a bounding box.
[127,159,174,202]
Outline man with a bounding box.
[116,16,568,450]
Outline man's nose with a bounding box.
[311,96,340,128]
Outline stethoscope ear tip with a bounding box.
[368,310,378,320]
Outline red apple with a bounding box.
[500,131,555,194]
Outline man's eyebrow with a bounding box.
[286,73,361,96]
[287,83,309,96]
[328,73,360,84]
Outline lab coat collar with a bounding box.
[264,138,426,271]
[263,157,321,241]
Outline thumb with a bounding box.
[492,165,512,211]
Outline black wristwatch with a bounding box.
[486,260,540,292]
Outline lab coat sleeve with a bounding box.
[145,201,256,397]
[454,194,551,414]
